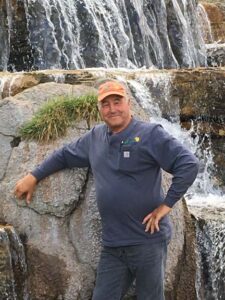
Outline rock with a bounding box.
[0,98,34,136]
[0,225,27,300]
[188,203,225,300]
[0,81,97,184]
[206,43,225,67]
[69,172,102,269]
[0,134,12,181]
[0,74,40,99]
[0,128,96,299]
[0,0,34,72]
[0,227,16,299]
[162,174,198,300]
[197,3,214,44]
[0,79,100,299]
[199,2,225,66]
[201,2,225,43]
[171,68,225,134]
[8,137,88,218]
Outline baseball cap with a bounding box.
[98,81,126,102]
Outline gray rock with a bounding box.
[207,43,225,66]
[7,138,88,218]
[0,134,12,181]
[0,98,33,136]
[0,128,96,299]
[69,172,102,269]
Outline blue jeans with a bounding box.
[92,241,168,300]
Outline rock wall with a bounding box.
[0,70,199,299]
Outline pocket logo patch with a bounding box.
[123,151,130,158]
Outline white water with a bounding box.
[0,0,205,70]
[123,73,225,210]
[197,3,214,44]
[196,220,225,300]
[0,226,28,300]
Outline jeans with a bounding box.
[92,240,168,300]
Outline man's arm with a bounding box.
[14,131,91,203]
[143,124,199,233]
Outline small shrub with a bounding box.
[20,94,100,142]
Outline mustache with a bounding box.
[106,112,121,117]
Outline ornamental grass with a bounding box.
[20,94,100,142]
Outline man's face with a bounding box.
[98,94,132,133]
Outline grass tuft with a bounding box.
[20,94,100,142]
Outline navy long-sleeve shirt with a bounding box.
[32,118,199,246]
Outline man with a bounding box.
[14,80,199,300]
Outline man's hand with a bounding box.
[142,204,172,234]
[14,173,37,205]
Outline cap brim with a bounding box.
[98,92,125,102]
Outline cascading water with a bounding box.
[119,72,225,300]
[195,217,225,300]
[197,3,214,44]
[0,0,206,71]
[0,225,28,300]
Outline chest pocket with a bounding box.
[119,144,139,173]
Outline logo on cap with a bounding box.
[98,81,126,101]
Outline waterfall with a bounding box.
[196,218,225,300]
[0,0,206,71]
[197,4,214,44]
[0,225,28,300]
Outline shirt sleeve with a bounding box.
[148,124,199,208]
[31,130,91,182]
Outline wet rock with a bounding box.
[171,68,225,134]
[207,43,225,67]
[189,207,225,300]
[0,0,206,70]
[0,225,27,300]
[0,74,40,98]
[0,0,34,72]
[0,227,16,300]
[201,2,225,43]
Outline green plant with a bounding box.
[20,94,100,142]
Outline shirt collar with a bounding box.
[106,117,138,142]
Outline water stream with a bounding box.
[0,225,28,300]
